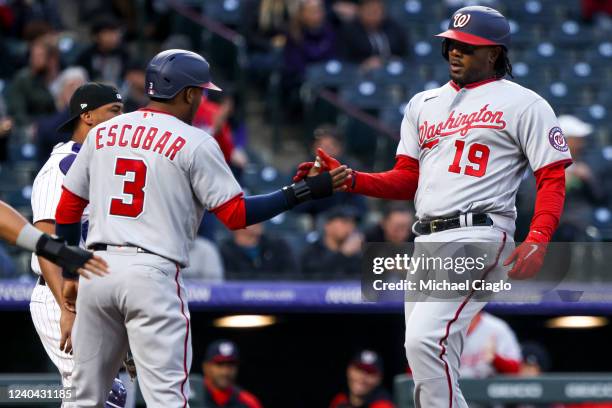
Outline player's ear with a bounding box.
[80,111,94,127]
[488,46,501,65]
[184,87,195,105]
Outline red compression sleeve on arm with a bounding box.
[492,354,521,374]
[351,155,419,200]
[527,161,570,242]
[55,187,89,224]
[211,193,246,230]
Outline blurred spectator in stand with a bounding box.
[181,237,225,282]
[555,115,607,242]
[0,97,12,162]
[295,125,367,222]
[339,0,408,72]
[244,0,292,84]
[329,350,394,408]
[365,202,414,243]
[0,243,17,277]
[460,312,522,379]
[220,223,297,279]
[282,0,337,112]
[7,36,59,127]
[301,206,363,278]
[327,0,359,26]
[202,340,263,408]
[193,92,248,179]
[35,66,88,163]
[120,60,147,113]
[76,15,128,85]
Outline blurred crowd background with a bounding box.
[0,0,611,407]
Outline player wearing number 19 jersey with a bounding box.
[294,6,571,408]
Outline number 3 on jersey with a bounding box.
[448,140,490,177]
[109,158,147,218]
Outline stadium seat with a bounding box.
[507,19,539,48]
[369,60,413,85]
[304,60,360,89]
[559,61,602,87]
[573,104,610,131]
[412,39,442,63]
[510,61,548,89]
[524,41,572,64]
[202,0,246,27]
[548,20,594,48]
[536,81,582,113]
[586,41,612,65]
[339,81,396,110]
[505,0,554,23]
[386,0,440,22]
[379,103,407,132]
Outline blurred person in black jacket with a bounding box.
[295,125,367,222]
[220,223,297,279]
[365,202,415,244]
[76,15,128,85]
[339,0,408,71]
[301,206,363,278]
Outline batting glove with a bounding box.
[503,231,548,280]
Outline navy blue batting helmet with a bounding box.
[436,6,511,49]
[145,49,221,99]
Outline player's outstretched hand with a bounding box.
[59,306,76,354]
[35,234,109,278]
[503,239,547,280]
[293,148,353,192]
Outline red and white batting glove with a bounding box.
[292,148,353,188]
[503,231,548,280]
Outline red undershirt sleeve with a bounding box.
[492,354,522,374]
[55,187,89,224]
[351,155,419,200]
[527,162,568,242]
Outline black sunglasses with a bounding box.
[446,40,478,55]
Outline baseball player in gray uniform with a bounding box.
[54,49,348,407]
[295,6,572,407]
[30,82,128,407]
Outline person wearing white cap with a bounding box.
[557,115,606,241]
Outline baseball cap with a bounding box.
[205,340,240,364]
[558,115,593,138]
[350,350,383,374]
[324,206,360,223]
[57,83,123,133]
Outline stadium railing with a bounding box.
[395,373,612,407]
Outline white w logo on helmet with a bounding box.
[453,13,471,28]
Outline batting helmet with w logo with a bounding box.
[436,6,511,49]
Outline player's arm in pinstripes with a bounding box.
[0,200,108,276]
[31,166,65,306]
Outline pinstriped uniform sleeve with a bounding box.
[31,164,65,223]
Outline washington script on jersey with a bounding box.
[419,104,507,149]
[372,279,512,294]
[93,123,186,161]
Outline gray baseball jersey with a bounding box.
[62,108,242,266]
[397,78,572,221]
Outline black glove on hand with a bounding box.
[35,234,92,278]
